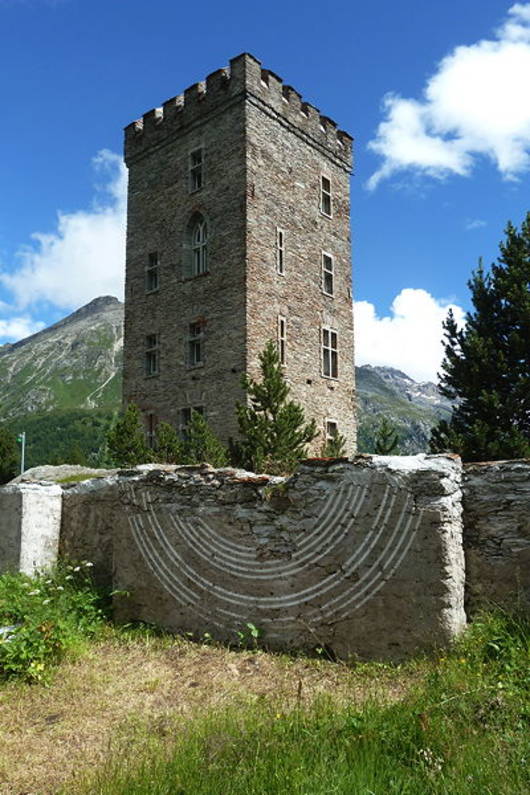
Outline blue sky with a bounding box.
[0,0,529,380]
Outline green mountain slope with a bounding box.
[356,365,453,453]
[0,296,123,420]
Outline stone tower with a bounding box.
[123,53,355,455]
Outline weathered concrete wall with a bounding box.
[108,455,465,660]
[0,483,62,575]
[59,477,119,588]
[463,460,530,616]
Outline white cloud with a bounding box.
[354,288,466,383]
[368,3,530,189]
[0,149,126,311]
[465,218,487,230]
[0,316,45,342]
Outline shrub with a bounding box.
[0,563,106,682]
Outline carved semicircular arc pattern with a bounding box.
[123,476,422,636]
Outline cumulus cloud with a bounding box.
[368,3,530,189]
[0,316,45,342]
[0,149,126,311]
[354,288,466,383]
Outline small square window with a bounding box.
[145,333,160,376]
[188,321,204,366]
[278,315,286,365]
[276,228,285,275]
[322,326,338,378]
[320,175,332,217]
[322,252,334,296]
[189,148,203,192]
[145,252,160,293]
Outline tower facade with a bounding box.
[123,53,356,455]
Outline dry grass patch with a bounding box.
[0,630,418,794]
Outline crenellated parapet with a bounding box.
[124,53,353,169]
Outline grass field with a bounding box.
[0,569,528,794]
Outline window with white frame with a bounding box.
[191,219,208,276]
[322,252,334,296]
[276,228,285,275]
[189,147,203,192]
[325,419,339,443]
[278,315,286,365]
[188,321,204,366]
[145,333,160,376]
[322,326,338,378]
[320,175,332,217]
[179,405,204,439]
[145,251,160,293]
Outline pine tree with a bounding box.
[374,416,400,454]
[235,340,318,473]
[431,213,530,461]
[106,403,153,466]
[183,411,228,467]
[154,421,183,464]
[321,429,347,458]
[0,424,18,484]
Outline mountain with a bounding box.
[0,296,123,420]
[0,296,453,464]
[356,365,453,453]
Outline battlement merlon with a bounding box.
[124,53,353,170]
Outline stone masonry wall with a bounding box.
[463,460,530,616]
[123,53,355,453]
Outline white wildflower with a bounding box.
[28,589,40,596]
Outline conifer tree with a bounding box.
[0,424,18,484]
[106,403,152,466]
[154,421,183,464]
[431,213,530,461]
[321,429,347,458]
[374,416,400,454]
[183,411,228,467]
[235,340,318,473]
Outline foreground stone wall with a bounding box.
[463,460,530,616]
[0,483,62,575]
[108,455,466,660]
[3,455,529,661]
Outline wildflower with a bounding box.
[84,561,94,567]
[56,586,64,591]
[28,590,40,596]
[42,599,51,605]
[73,566,81,572]
[45,579,53,584]
[64,575,73,581]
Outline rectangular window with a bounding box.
[146,412,157,449]
[179,405,204,439]
[189,147,203,192]
[322,252,334,296]
[276,228,285,275]
[320,175,332,217]
[145,251,160,293]
[145,333,160,376]
[325,419,339,443]
[322,326,338,378]
[188,321,204,366]
[278,315,286,365]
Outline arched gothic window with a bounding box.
[191,219,208,276]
